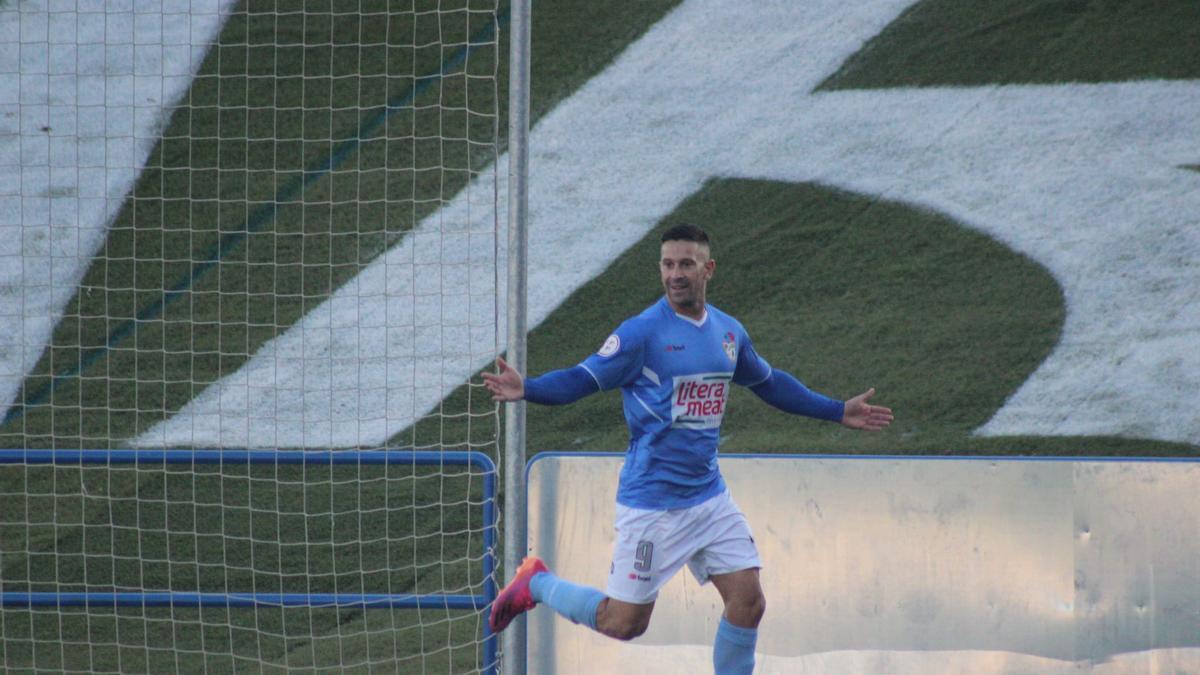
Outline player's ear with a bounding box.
[705,257,715,279]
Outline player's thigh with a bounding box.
[606,504,700,604]
[709,567,763,607]
[685,490,762,585]
[710,567,765,627]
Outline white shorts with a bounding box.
[605,489,761,604]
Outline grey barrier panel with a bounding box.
[526,454,1200,674]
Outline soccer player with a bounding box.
[483,223,893,674]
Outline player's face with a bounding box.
[660,240,714,314]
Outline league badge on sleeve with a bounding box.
[598,334,621,358]
[722,332,737,362]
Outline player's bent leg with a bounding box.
[529,567,606,631]
[489,556,609,634]
[594,597,655,641]
[710,567,765,628]
[709,568,764,675]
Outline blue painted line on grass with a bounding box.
[5,12,506,426]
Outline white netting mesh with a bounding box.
[1,1,503,671]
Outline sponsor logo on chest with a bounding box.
[671,372,733,429]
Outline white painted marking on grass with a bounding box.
[138,0,1200,448]
[0,0,236,420]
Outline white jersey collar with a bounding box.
[672,306,708,328]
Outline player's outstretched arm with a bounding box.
[482,357,601,405]
[840,388,893,432]
[747,367,845,422]
[747,368,894,431]
[482,357,525,402]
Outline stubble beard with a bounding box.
[666,282,702,313]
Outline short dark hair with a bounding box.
[661,223,710,246]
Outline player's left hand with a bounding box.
[841,388,893,431]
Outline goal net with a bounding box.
[1,0,504,672]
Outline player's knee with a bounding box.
[728,591,766,628]
[747,592,766,625]
[621,615,652,641]
[599,613,651,641]
[607,623,646,641]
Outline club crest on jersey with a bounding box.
[722,332,737,363]
[671,372,733,429]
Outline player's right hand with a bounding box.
[482,357,525,402]
[840,387,893,431]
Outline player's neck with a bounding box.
[667,297,707,322]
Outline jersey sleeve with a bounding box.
[732,330,772,387]
[523,365,600,405]
[749,368,844,422]
[579,319,646,391]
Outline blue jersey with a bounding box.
[579,297,772,509]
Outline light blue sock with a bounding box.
[713,617,757,675]
[529,572,604,631]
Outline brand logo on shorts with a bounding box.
[627,573,651,582]
[671,372,733,429]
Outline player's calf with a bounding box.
[489,557,609,635]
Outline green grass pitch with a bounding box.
[2,0,1198,672]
